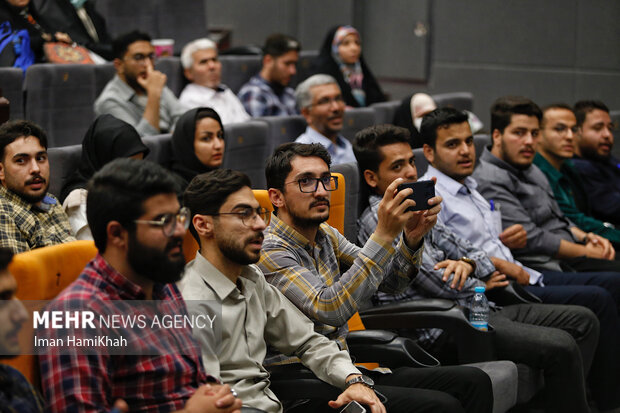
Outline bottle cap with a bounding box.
[474,286,486,293]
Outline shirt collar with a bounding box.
[533,153,563,184]
[190,252,259,301]
[303,126,348,149]
[111,74,138,102]
[268,212,327,250]
[480,146,532,177]
[0,185,56,212]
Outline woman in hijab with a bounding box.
[61,114,149,240]
[313,25,385,108]
[170,107,225,190]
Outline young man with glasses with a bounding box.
[257,142,494,413]
[94,30,186,136]
[39,158,242,413]
[180,169,385,413]
[294,74,356,165]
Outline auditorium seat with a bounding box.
[24,64,98,147]
[371,100,401,124]
[341,107,376,142]
[291,50,318,88]
[330,163,360,243]
[220,55,262,94]
[0,67,24,119]
[143,133,173,167]
[259,115,306,150]
[413,147,429,175]
[474,134,491,165]
[94,63,116,96]
[155,57,186,97]
[48,144,82,199]
[222,120,271,188]
[432,92,474,112]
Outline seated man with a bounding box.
[238,34,299,117]
[572,100,620,226]
[180,169,384,413]
[39,158,242,413]
[474,96,620,274]
[294,74,356,165]
[94,30,186,136]
[0,120,74,253]
[354,124,600,413]
[534,103,620,247]
[179,38,250,124]
[258,142,494,413]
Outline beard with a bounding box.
[125,73,146,94]
[288,197,330,229]
[6,174,49,204]
[217,232,264,265]
[127,231,185,284]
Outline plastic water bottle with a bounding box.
[469,286,489,331]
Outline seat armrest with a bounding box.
[346,329,398,345]
[348,333,440,369]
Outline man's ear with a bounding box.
[113,58,124,74]
[268,188,285,209]
[423,144,435,165]
[106,221,127,249]
[183,68,194,82]
[363,169,378,189]
[192,214,214,239]
[262,54,273,69]
[0,161,5,183]
[491,129,502,151]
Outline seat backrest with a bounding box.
[474,134,491,166]
[3,241,98,387]
[432,92,474,112]
[0,67,24,119]
[259,115,307,151]
[24,64,97,147]
[155,57,186,97]
[143,133,173,167]
[370,100,401,124]
[331,163,360,243]
[220,55,262,94]
[290,50,318,89]
[94,63,116,96]
[341,108,377,142]
[222,120,271,188]
[47,144,83,199]
[413,147,429,176]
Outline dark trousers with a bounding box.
[287,365,493,413]
[562,255,620,274]
[526,271,620,410]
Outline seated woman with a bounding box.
[61,114,149,240]
[313,25,385,108]
[170,107,225,190]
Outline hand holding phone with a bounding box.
[340,400,367,413]
[397,180,436,212]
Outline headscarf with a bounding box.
[170,107,224,186]
[60,114,149,201]
[410,93,437,131]
[331,25,365,107]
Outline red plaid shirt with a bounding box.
[39,254,211,413]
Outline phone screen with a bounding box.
[397,180,435,211]
[340,401,367,413]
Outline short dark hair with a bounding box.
[574,100,609,127]
[86,158,180,252]
[0,247,13,272]
[490,96,542,134]
[541,103,574,127]
[420,107,469,148]
[265,142,331,191]
[353,124,411,173]
[263,33,300,58]
[183,169,252,243]
[0,120,48,161]
[113,30,152,60]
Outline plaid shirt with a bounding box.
[237,75,298,117]
[358,195,494,346]
[39,254,210,413]
[258,213,422,361]
[0,185,75,253]
[0,364,44,413]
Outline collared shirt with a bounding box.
[473,148,575,270]
[0,364,44,413]
[572,155,620,225]
[0,185,75,253]
[534,154,620,243]
[258,213,422,357]
[94,75,187,136]
[357,194,493,346]
[295,127,357,165]
[237,75,298,117]
[179,253,361,413]
[421,165,543,285]
[179,83,250,125]
[39,254,209,413]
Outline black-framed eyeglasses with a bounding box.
[128,53,156,63]
[134,207,190,237]
[212,207,271,227]
[285,175,338,193]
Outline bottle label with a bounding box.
[471,321,488,331]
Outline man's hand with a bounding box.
[489,257,530,285]
[137,62,167,97]
[484,271,509,291]
[54,32,72,43]
[181,384,242,413]
[329,384,385,413]
[585,233,615,260]
[499,224,527,249]
[435,259,473,290]
[402,193,442,249]
[374,178,417,244]
[111,399,129,413]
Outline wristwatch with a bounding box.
[460,257,477,272]
[346,375,375,389]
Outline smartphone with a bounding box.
[340,400,367,413]
[397,180,436,211]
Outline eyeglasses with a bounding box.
[212,207,271,227]
[134,207,190,237]
[129,53,156,63]
[286,175,338,193]
[313,95,345,107]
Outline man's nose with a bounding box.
[29,158,41,173]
